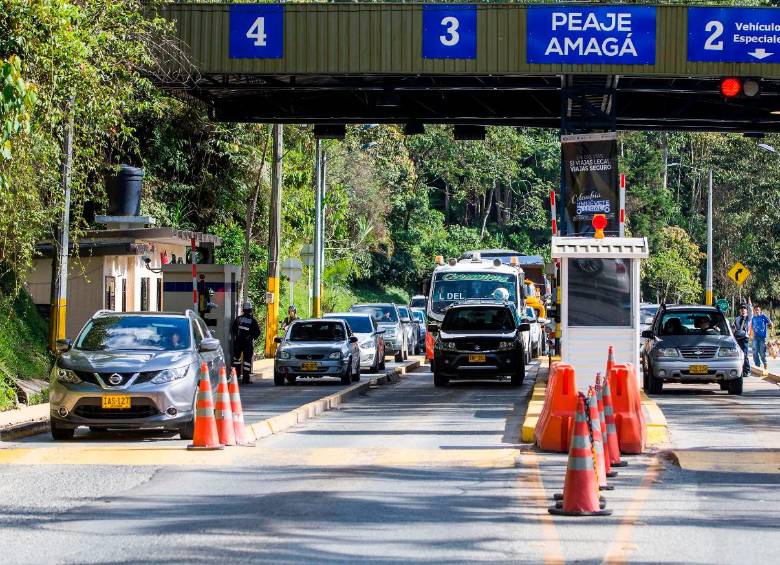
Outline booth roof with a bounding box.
[551,237,649,259]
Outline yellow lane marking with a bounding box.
[519,451,565,565]
[601,459,661,565]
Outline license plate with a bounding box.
[689,364,708,375]
[300,361,319,372]
[102,395,131,409]
[468,354,486,363]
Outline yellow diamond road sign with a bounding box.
[728,262,750,286]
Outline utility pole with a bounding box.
[705,168,713,306]
[264,124,283,357]
[49,105,74,352]
[313,139,323,318]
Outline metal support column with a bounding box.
[706,169,713,306]
[264,124,283,356]
[312,139,323,318]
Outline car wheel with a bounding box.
[274,372,285,386]
[50,420,75,441]
[286,375,297,385]
[352,360,361,382]
[433,363,449,387]
[341,360,353,385]
[727,377,743,395]
[402,344,408,361]
[648,370,664,394]
[178,417,195,441]
[394,350,403,363]
[379,355,386,370]
[511,354,526,387]
[719,382,729,391]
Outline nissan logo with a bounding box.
[108,374,123,385]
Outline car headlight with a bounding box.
[499,341,514,350]
[278,349,291,360]
[360,340,374,350]
[151,366,190,384]
[657,347,680,358]
[54,367,82,384]
[718,347,739,358]
[328,351,342,360]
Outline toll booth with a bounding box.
[162,264,241,362]
[551,237,649,383]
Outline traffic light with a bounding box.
[720,77,760,98]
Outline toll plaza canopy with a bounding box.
[158,3,780,132]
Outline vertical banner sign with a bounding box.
[561,132,619,237]
[423,5,477,59]
[688,7,780,63]
[229,4,284,59]
[527,6,656,64]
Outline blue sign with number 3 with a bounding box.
[423,5,477,59]
[229,4,284,59]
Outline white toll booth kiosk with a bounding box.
[551,237,649,384]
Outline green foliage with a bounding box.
[642,226,703,304]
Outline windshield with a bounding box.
[442,307,516,332]
[289,321,346,341]
[431,271,518,314]
[351,304,398,323]
[75,316,192,351]
[398,306,411,319]
[641,306,659,325]
[412,311,425,323]
[659,311,730,336]
[410,297,427,309]
[326,315,373,333]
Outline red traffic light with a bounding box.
[592,214,608,230]
[720,77,742,98]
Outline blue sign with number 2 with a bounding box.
[423,5,477,59]
[229,4,284,59]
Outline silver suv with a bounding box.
[641,305,744,395]
[49,310,225,440]
[350,303,408,362]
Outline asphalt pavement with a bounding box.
[1,362,779,563]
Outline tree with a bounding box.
[642,226,703,304]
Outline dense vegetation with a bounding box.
[3,0,780,399]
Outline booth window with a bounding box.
[568,258,631,327]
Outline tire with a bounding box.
[341,360,353,385]
[286,375,297,385]
[433,363,449,387]
[178,418,195,441]
[50,420,75,441]
[647,371,664,394]
[719,382,729,391]
[352,360,361,382]
[394,350,403,363]
[402,343,409,361]
[379,355,386,370]
[511,353,526,387]
[727,377,744,395]
[274,372,285,386]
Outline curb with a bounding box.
[245,359,420,442]
[520,376,547,443]
[640,391,670,446]
[751,366,780,385]
[0,418,49,442]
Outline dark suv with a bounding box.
[431,302,529,387]
[641,304,745,395]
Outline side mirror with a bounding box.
[734,330,747,339]
[518,323,531,332]
[199,337,221,352]
[427,324,438,333]
[349,336,359,343]
[641,330,654,339]
[55,338,72,353]
[274,336,283,344]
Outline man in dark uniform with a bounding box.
[231,301,261,384]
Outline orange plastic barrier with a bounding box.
[534,362,578,452]
[608,363,646,454]
[425,331,434,361]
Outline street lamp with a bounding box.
[667,162,713,306]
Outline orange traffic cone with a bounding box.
[549,393,612,516]
[587,387,614,491]
[187,363,224,451]
[596,375,617,478]
[214,366,236,447]
[229,368,255,447]
[602,373,627,467]
[606,345,615,379]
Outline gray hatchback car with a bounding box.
[274,318,361,385]
[49,310,226,440]
[641,305,745,395]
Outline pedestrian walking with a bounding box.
[231,301,261,385]
[750,304,774,372]
[733,304,751,377]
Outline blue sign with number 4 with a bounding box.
[423,5,477,59]
[229,4,284,59]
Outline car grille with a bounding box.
[679,347,718,359]
[74,371,160,386]
[73,400,160,420]
[453,339,502,352]
[295,354,325,360]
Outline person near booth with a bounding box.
[282,305,299,331]
[231,301,261,385]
